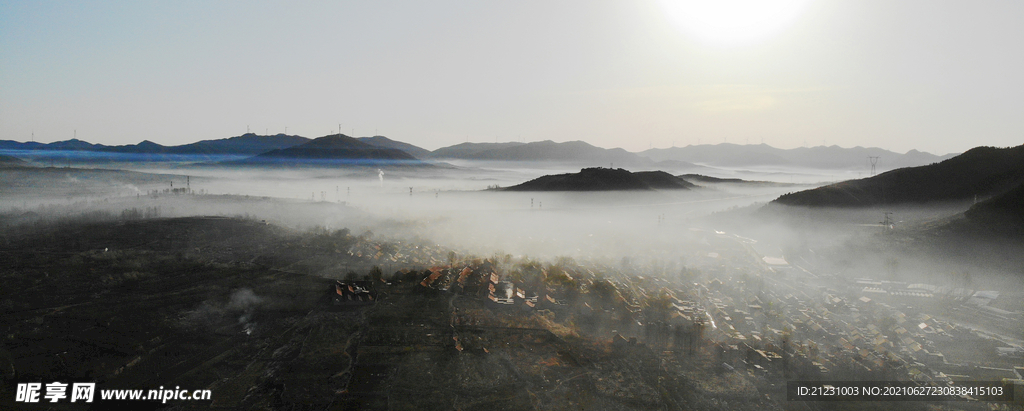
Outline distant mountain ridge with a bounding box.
[1,135,958,171]
[0,133,439,161]
[429,142,526,159]
[171,134,311,154]
[772,145,1024,207]
[227,134,425,167]
[0,134,312,156]
[503,167,696,191]
[641,143,956,170]
[358,136,431,159]
[429,140,661,169]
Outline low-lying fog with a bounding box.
[3,160,1021,292]
[30,162,806,259]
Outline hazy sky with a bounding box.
[2,0,1021,154]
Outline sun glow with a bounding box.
[660,0,812,46]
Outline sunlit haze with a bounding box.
[2,1,1022,154]
[660,0,812,46]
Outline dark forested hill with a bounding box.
[358,136,431,159]
[772,145,1024,207]
[503,168,695,191]
[229,135,423,166]
[963,181,1024,234]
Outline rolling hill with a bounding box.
[428,142,526,159]
[0,138,98,151]
[772,145,1024,207]
[502,168,696,191]
[229,134,425,166]
[155,133,311,154]
[0,154,29,168]
[678,174,797,187]
[358,136,431,159]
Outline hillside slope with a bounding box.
[963,181,1024,234]
[358,136,431,159]
[773,145,1024,207]
[0,154,29,168]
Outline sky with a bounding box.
[1,0,1022,155]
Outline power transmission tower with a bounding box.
[868,156,880,176]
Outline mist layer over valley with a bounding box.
[2,159,808,261]
[2,143,1023,410]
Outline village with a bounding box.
[334,226,1024,409]
[2,207,1022,410]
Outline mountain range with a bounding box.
[428,142,527,159]
[0,134,309,155]
[426,140,659,167]
[641,143,956,170]
[1,134,957,171]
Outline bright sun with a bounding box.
[660,0,812,46]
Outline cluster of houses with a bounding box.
[333,238,1024,396]
[645,265,1024,387]
[346,238,453,269]
[416,265,566,313]
[333,280,376,305]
